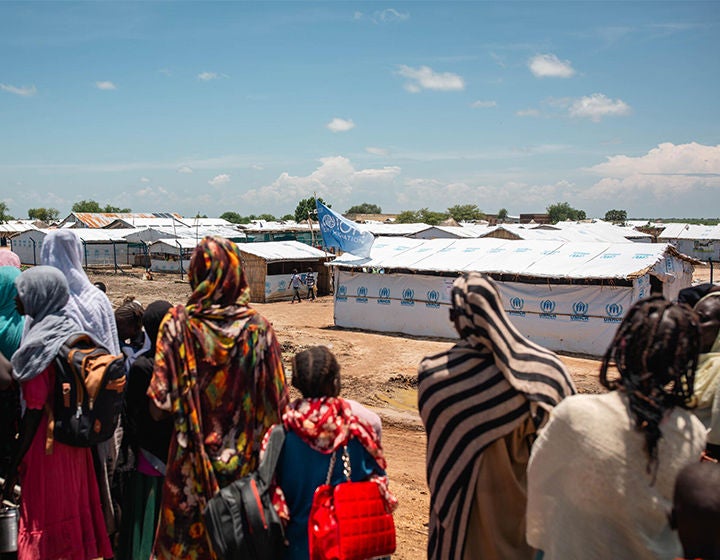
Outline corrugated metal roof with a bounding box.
[64,212,183,229]
[238,241,330,261]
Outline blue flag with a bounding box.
[315,200,375,258]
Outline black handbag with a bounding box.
[204,425,287,559]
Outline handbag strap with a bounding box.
[324,445,352,486]
[257,425,286,485]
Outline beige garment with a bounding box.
[526,391,706,560]
[463,415,536,560]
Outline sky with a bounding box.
[1,1,719,220]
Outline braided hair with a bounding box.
[291,346,341,398]
[600,296,700,481]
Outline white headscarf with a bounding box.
[40,230,120,354]
[11,266,87,382]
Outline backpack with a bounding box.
[50,334,127,448]
[204,425,287,560]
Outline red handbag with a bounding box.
[309,446,396,560]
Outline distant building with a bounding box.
[519,213,551,224]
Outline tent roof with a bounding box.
[238,241,330,261]
[658,223,720,241]
[357,222,430,236]
[328,237,696,280]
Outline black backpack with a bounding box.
[204,425,287,560]
[51,334,127,447]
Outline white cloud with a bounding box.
[159,68,172,76]
[528,54,575,78]
[208,173,231,186]
[95,81,117,90]
[374,8,409,23]
[471,100,497,109]
[353,11,363,20]
[568,93,630,122]
[137,185,169,198]
[0,83,37,96]
[250,164,264,170]
[585,142,720,203]
[177,166,194,174]
[397,65,465,92]
[241,156,401,209]
[197,72,219,81]
[365,147,389,156]
[326,118,355,133]
[140,177,150,183]
[516,108,541,117]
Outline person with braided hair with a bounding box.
[526,296,707,560]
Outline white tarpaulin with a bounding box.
[330,237,696,356]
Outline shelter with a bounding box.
[59,212,183,229]
[238,241,332,302]
[658,223,720,261]
[327,237,696,356]
[11,229,129,268]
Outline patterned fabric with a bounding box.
[418,273,576,560]
[148,236,288,560]
[261,397,397,524]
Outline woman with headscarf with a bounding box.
[40,229,119,354]
[117,300,173,560]
[0,238,21,270]
[148,236,288,560]
[265,345,396,560]
[526,297,707,559]
[0,266,23,479]
[2,266,112,560]
[417,272,576,560]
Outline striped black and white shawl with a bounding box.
[418,273,576,560]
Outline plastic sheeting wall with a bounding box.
[265,273,314,301]
[333,271,638,356]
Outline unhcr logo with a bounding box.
[337,285,348,302]
[509,296,525,317]
[378,287,391,305]
[571,300,589,322]
[278,280,287,291]
[426,289,441,309]
[265,281,271,295]
[539,299,557,320]
[401,288,415,307]
[356,286,368,304]
[604,303,623,323]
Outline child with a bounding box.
[289,269,302,304]
[305,267,316,301]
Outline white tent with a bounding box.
[327,237,696,356]
[658,223,720,261]
[11,228,129,267]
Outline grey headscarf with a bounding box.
[11,266,86,382]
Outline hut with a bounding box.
[238,241,332,303]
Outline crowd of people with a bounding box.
[0,232,718,560]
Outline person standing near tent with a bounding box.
[290,268,303,304]
[305,267,316,301]
[418,272,575,560]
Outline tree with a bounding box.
[258,213,277,221]
[71,200,130,213]
[547,202,586,224]
[395,210,419,224]
[294,197,329,223]
[447,204,485,222]
[497,208,508,221]
[220,211,243,224]
[280,214,294,221]
[418,208,449,226]
[604,209,627,224]
[28,207,60,222]
[0,202,13,223]
[346,203,382,215]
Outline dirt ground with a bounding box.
[90,262,713,560]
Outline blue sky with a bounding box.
[1,1,718,219]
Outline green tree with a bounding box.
[497,208,508,221]
[220,211,243,223]
[280,214,294,221]
[0,202,12,223]
[346,203,382,214]
[71,200,130,213]
[72,199,102,213]
[604,209,627,224]
[418,208,449,225]
[547,202,587,224]
[258,213,277,221]
[447,204,485,222]
[28,207,60,222]
[395,210,419,224]
[294,197,328,223]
